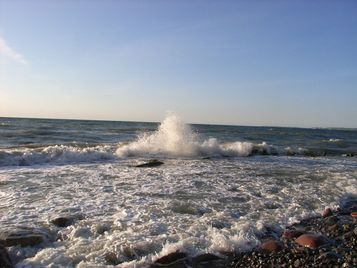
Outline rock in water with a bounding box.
[295,234,327,249]
[0,231,44,247]
[135,159,164,168]
[51,214,84,227]
[151,252,187,267]
[0,244,13,268]
[192,253,226,268]
[51,216,75,227]
[192,253,222,263]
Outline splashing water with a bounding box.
[116,115,273,158]
[116,115,198,157]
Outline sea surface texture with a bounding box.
[0,116,356,267]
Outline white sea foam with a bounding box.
[1,156,356,267]
[328,138,342,142]
[116,115,274,158]
[0,145,114,166]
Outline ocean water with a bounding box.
[0,115,356,267]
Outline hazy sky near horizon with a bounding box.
[1,0,357,128]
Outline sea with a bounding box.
[0,115,356,267]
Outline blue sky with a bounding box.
[1,0,356,127]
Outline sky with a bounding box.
[0,0,356,128]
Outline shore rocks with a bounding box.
[295,234,327,249]
[135,159,164,168]
[228,205,357,267]
[0,230,44,247]
[0,244,13,268]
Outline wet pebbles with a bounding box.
[227,202,357,267]
[150,199,357,268]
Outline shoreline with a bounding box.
[148,197,357,268]
[1,198,357,267]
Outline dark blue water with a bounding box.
[0,117,356,167]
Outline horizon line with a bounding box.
[1,115,356,131]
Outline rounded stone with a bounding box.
[295,234,327,249]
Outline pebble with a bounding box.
[294,259,301,267]
[322,208,333,218]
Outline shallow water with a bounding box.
[0,116,356,267]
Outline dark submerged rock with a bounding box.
[0,231,44,247]
[153,252,187,265]
[135,159,164,168]
[192,253,222,263]
[0,244,13,268]
[51,216,75,227]
[193,254,226,268]
[51,214,84,227]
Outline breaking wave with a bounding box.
[1,116,353,167]
[0,145,114,166]
[116,115,277,158]
[116,115,355,158]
